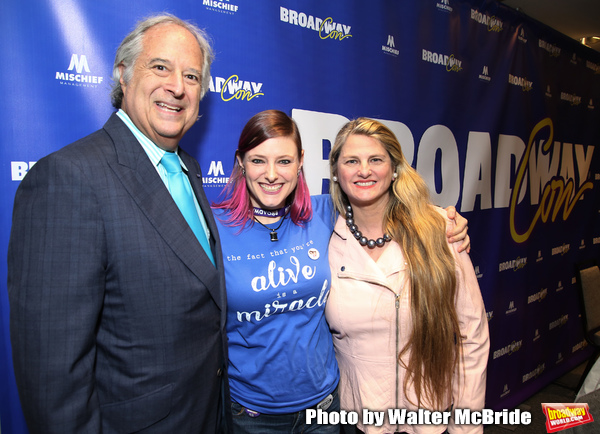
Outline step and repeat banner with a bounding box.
[1,0,599,431]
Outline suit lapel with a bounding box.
[180,150,228,313]
[103,114,223,310]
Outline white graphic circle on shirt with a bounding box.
[308,248,320,260]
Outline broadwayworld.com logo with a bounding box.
[542,403,594,432]
[55,54,104,87]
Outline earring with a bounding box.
[242,168,246,176]
[332,176,338,182]
[392,173,398,179]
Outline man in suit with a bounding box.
[8,14,230,433]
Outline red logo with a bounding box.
[541,403,594,432]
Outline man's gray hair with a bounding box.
[110,13,214,108]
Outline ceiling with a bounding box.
[500,0,600,52]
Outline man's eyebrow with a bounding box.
[187,67,202,76]
[148,58,202,76]
[148,57,170,64]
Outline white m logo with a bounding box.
[482,66,488,75]
[208,161,224,176]
[387,35,395,48]
[68,54,90,74]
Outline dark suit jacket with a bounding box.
[8,113,231,433]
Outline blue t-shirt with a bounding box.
[215,195,339,413]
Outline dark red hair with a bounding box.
[212,110,312,228]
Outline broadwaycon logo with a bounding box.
[280,7,352,41]
[208,74,264,102]
[422,49,463,72]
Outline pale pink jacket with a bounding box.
[326,209,489,434]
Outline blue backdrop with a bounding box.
[2,0,599,431]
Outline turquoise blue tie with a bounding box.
[161,152,215,266]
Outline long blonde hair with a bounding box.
[329,118,461,409]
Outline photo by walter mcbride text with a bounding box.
[305,408,532,427]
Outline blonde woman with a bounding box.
[326,118,489,434]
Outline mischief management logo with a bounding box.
[203,160,229,188]
[479,65,492,82]
[382,35,399,57]
[203,0,239,15]
[436,0,452,13]
[56,54,104,87]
